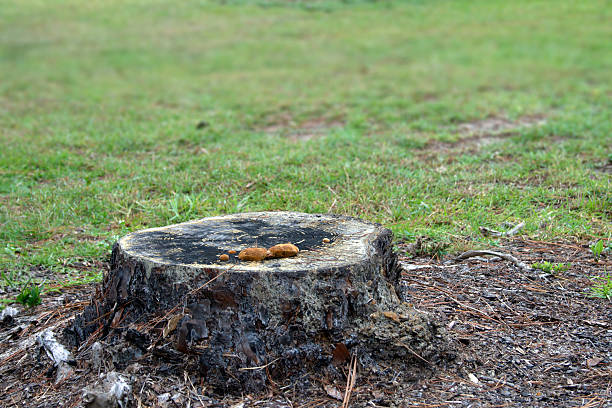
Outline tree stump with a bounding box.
[71,212,449,392]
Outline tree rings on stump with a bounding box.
[70,212,450,393]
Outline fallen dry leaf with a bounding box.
[332,343,350,365]
[163,314,184,338]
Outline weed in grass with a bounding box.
[3,243,21,257]
[16,283,42,308]
[587,273,612,301]
[167,193,212,223]
[590,240,607,261]
[51,269,103,288]
[532,261,570,275]
[1,271,17,288]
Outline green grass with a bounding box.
[588,273,612,301]
[590,239,609,261]
[1,0,610,287]
[15,282,42,308]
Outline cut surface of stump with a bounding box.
[116,211,396,275]
[71,212,450,392]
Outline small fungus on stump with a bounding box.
[237,247,268,261]
[70,212,450,393]
[267,243,299,258]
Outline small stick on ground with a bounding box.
[238,358,280,371]
[396,341,433,365]
[453,249,532,273]
[479,222,525,237]
[479,375,519,390]
[342,354,358,408]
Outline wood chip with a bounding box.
[468,373,480,384]
[324,384,343,400]
[383,311,400,323]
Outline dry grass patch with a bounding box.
[262,115,344,141]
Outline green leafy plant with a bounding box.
[16,284,42,308]
[587,273,612,301]
[532,261,570,275]
[590,240,606,261]
[591,240,604,259]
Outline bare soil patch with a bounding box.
[424,115,548,156]
[415,115,549,167]
[1,240,610,407]
[455,115,547,138]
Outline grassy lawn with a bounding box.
[1,0,610,289]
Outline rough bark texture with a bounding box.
[69,212,450,393]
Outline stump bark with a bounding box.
[71,212,449,392]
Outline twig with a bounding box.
[327,198,337,213]
[479,375,519,390]
[342,354,358,408]
[0,349,25,367]
[479,222,525,237]
[238,358,280,371]
[453,250,532,273]
[417,283,507,326]
[297,400,328,408]
[396,341,433,365]
[187,267,231,297]
[327,186,337,213]
[186,371,206,407]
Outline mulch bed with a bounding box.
[394,239,611,408]
[1,239,610,407]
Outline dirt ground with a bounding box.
[1,239,610,407]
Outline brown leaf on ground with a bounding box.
[332,343,350,365]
